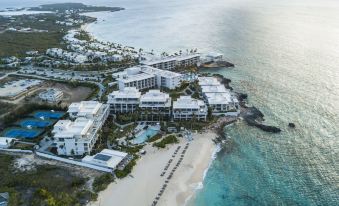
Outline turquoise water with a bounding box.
[1,0,339,205]
[133,126,160,144]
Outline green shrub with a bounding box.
[153,135,178,148]
[92,174,114,192]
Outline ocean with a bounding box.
[2,0,339,205]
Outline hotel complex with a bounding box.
[198,77,239,115]
[53,101,109,156]
[107,87,141,114]
[39,88,63,103]
[173,96,207,121]
[113,66,183,90]
[141,53,200,70]
[139,90,172,118]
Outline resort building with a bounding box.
[175,54,200,67]
[141,66,183,90]
[204,92,239,115]
[141,57,177,70]
[139,90,172,118]
[114,66,183,90]
[67,101,109,127]
[141,53,200,70]
[173,96,207,121]
[198,77,221,86]
[200,85,228,94]
[198,76,240,115]
[82,149,129,171]
[39,88,63,103]
[52,118,98,156]
[107,87,141,114]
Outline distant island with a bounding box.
[28,3,124,13]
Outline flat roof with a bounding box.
[108,87,141,99]
[68,101,102,116]
[173,96,205,109]
[198,77,220,86]
[82,149,128,169]
[118,72,155,83]
[205,92,232,104]
[140,90,170,102]
[201,85,228,93]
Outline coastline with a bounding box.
[90,131,217,206]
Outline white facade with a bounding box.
[82,149,128,170]
[67,101,110,124]
[115,66,183,90]
[173,96,207,121]
[204,92,239,114]
[53,118,97,156]
[116,67,156,90]
[39,88,63,103]
[107,87,141,114]
[54,101,109,156]
[198,77,240,115]
[176,54,200,67]
[141,53,200,70]
[139,90,171,117]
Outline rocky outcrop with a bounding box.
[241,107,281,133]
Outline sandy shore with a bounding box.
[90,131,217,206]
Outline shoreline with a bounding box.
[90,131,217,206]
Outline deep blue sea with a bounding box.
[1,0,338,205]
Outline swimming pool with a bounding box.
[133,126,160,144]
[33,111,65,119]
[19,119,54,128]
[3,128,42,139]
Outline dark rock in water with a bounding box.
[238,93,248,101]
[242,107,281,133]
[288,123,296,128]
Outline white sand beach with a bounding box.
[90,131,217,206]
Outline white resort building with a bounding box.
[173,96,207,121]
[82,149,128,171]
[67,101,109,125]
[107,87,141,114]
[141,53,201,70]
[198,77,240,115]
[114,66,183,90]
[52,101,109,156]
[53,118,97,156]
[39,88,63,103]
[139,90,172,118]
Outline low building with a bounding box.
[175,54,200,67]
[39,88,63,103]
[141,53,200,70]
[139,90,171,118]
[205,52,223,62]
[200,85,228,94]
[53,118,98,156]
[0,137,15,149]
[173,96,207,121]
[141,57,177,70]
[198,77,221,86]
[67,101,110,128]
[198,76,240,115]
[107,87,141,114]
[115,66,183,90]
[204,92,239,115]
[116,67,156,90]
[82,149,128,171]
